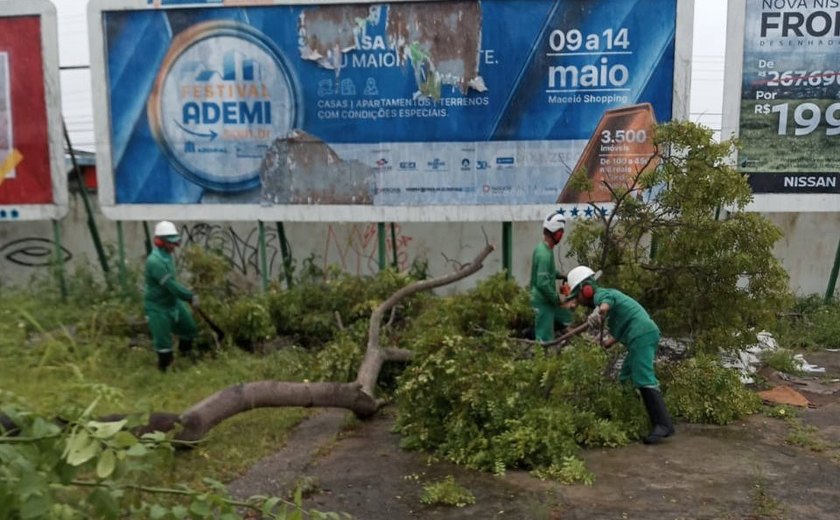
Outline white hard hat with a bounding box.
[543,211,566,233]
[567,265,596,294]
[154,220,179,238]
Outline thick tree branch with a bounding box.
[357,243,495,395]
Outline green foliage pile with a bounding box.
[662,355,761,424]
[394,274,762,480]
[394,275,648,480]
[566,121,791,351]
[773,296,840,350]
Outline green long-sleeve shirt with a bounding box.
[144,248,193,311]
[530,241,559,305]
[594,288,659,344]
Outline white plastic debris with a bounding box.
[720,330,779,384]
[793,354,826,373]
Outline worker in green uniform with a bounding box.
[567,265,675,444]
[529,211,573,342]
[145,221,198,372]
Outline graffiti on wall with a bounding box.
[324,223,413,275]
[0,223,414,284]
[0,237,71,267]
[182,222,414,279]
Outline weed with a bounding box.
[291,476,321,499]
[751,475,787,519]
[761,349,802,375]
[784,418,827,452]
[420,475,475,507]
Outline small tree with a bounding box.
[566,121,791,351]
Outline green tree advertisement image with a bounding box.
[738,0,840,194]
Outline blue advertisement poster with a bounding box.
[103,0,678,207]
[738,0,840,194]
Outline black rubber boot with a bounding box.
[157,351,174,372]
[178,339,197,362]
[640,387,675,445]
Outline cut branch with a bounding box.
[357,243,495,395]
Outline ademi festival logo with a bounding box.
[148,21,300,193]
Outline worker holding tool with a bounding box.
[566,265,675,445]
[530,211,573,342]
[144,221,199,372]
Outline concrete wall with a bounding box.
[0,194,838,299]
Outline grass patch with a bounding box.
[0,289,312,491]
[784,418,828,453]
[420,475,475,507]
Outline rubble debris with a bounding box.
[757,386,812,408]
[259,130,373,205]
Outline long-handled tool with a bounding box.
[193,306,225,344]
[543,321,590,348]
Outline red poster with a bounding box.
[0,16,52,205]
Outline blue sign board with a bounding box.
[93,0,685,219]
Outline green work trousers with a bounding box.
[533,302,572,342]
[619,330,660,389]
[146,300,198,353]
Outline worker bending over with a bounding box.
[567,266,675,444]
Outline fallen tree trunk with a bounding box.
[136,243,496,442]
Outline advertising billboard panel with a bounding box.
[89,0,693,221]
[723,0,840,211]
[0,0,66,220]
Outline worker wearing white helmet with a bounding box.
[144,221,199,372]
[567,265,675,444]
[529,211,573,342]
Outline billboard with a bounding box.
[89,0,693,221]
[0,0,66,220]
[723,0,840,211]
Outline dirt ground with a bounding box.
[230,351,840,519]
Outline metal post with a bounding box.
[116,221,128,294]
[63,120,110,278]
[276,222,294,288]
[142,221,152,256]
[389,222,398,269]
[502,221,513,278]
[52,220,67,300]
[258,221,269,292]
[825,237,840,303]
[377,222,386,271]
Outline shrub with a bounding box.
[774,296,840,350]
[662,354,761,424]
[223,295,274,350]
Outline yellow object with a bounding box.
[0,148,23,186]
